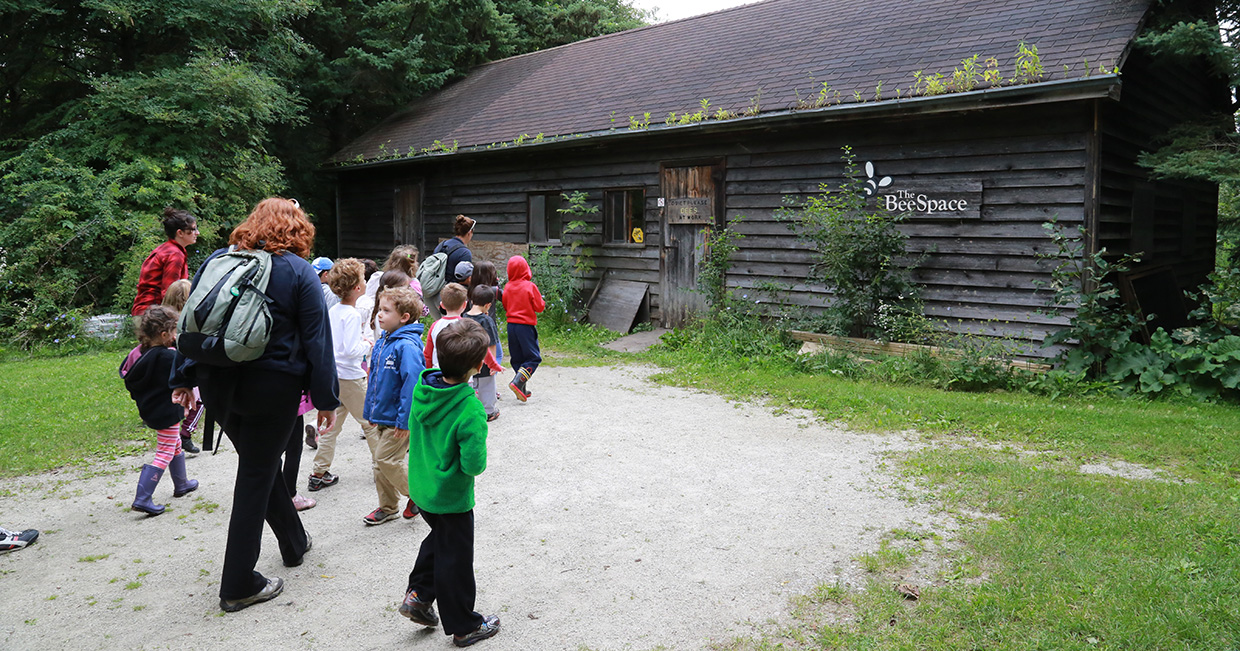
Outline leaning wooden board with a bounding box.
[586,279,650,333]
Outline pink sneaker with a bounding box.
[292,494,317,511]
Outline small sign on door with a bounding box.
[665,197,712,225]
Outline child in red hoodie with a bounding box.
[501,255,545,401]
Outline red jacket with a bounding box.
[502,255,545,326]
[132,240,187,316]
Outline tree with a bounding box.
[0,0,649,343]
[1133,2,1239,184]
[0,1,307,337]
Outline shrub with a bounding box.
[776,146,922,338]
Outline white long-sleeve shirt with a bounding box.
[329,303,370,381]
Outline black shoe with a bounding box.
[304,424,318,449]
[181,437,201,455]
[399,589,439,627]
[307,472,338,492]
[284,532,312,567]
[220,577,284,613]
[453,615,500,646]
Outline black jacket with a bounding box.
[171,248,341,412]
[123,347,183,430]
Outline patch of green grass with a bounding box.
[78,554,110,563]
[190,499,219,514]
[856,539,918,574]
[124,581,141,590]
[0,348,147,476]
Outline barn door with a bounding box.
[660,163,723,328]
[393,183,423,253]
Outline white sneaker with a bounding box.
[0,527,39,553]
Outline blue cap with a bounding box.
[311,257,333,272]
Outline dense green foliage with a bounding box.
[0,0,648,344]
[776,147,922,338]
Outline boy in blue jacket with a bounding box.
[360,286,425,526]
[399,318,500,647]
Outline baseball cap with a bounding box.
[311,257,334,272]
[453,261,474,282]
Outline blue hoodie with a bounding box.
[362,322,426,428]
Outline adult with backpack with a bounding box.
[419,214,475,319]
[170,197,340,614]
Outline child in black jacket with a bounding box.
[120,305,198,515]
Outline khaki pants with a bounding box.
[367,424,410,514]
[312,376,378,475]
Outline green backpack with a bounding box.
[177,247,275,365]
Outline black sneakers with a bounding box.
[399,589,439,627]
[307,472,338,492]
[220,577,284,612]
[453,615,500,647]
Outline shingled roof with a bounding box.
[331,0,1151,166]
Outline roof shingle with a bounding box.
[332,0,1150,164]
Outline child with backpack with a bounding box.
[400,318,500,646]
[308,258,379,493]
[502,255,545,401]
[120,305,199,515]
[361,286,426,525]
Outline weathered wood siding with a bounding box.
[338,103,1093,355]
[722,103,1090,354]
[1098,49,1224,294]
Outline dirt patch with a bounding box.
[1,364,951,650]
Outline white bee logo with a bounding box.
[864,161,892,196]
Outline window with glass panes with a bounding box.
[528,193,562,242]
[604,189,645,244]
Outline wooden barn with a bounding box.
[327,0,1226,355]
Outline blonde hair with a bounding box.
[381,287,423,325]
[382,245,418,277]
[162,279,192,311]
[370,270,412,331]
[326,258,364,299]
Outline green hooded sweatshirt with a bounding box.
[407,369,489,514]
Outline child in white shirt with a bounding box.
[308,258,378,492]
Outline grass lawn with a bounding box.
[6,328,1239,649]
[0,347,147,477]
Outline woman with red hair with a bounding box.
[171,197,340,613]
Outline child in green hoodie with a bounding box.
[399,319,501,647]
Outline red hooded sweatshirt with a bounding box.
[502,255,545,326]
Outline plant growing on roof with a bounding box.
[1014,41,1044,83]
[950,54,982,92]
[775,146,923,338]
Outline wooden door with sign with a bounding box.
[393,183,423,253]
[660,163,723,328]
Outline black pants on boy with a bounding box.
[407,510,485,636]
[200,367,309,601]
[506,323,541,376]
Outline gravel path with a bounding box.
[1,364,946,650]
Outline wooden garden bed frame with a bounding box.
[788,330,1053,373]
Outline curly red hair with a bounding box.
[230,198,315,258]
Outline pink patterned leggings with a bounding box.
[151,426,183,470]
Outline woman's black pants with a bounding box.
[201,367,309,600]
